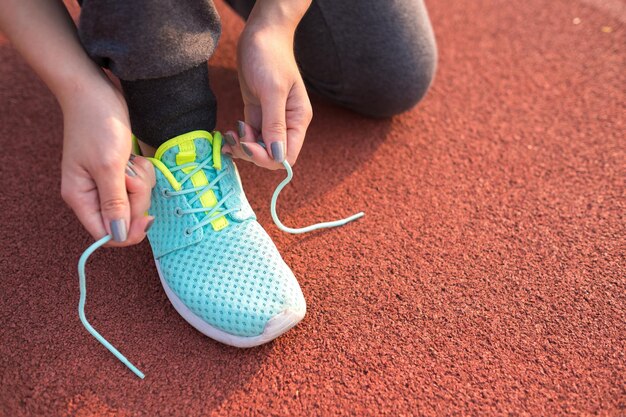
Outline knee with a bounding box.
[385,46,437,117]
[351,40,437,118]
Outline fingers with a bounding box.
[127,154,156,188]
[224,124,282,170]
[259,90,287,163]
[123,155,156,245]
[61,172,108,241]
[92,156,131,244]
[62,155,155,247]
[224,80,312,170]
[283,79,312,166]
[222,127,255,163]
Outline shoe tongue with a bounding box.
[155,130,214,169]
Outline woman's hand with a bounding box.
[60,76,155,246]
[1,0,155,245]
[223,0,313,170]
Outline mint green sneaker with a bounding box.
[77,129,364,377]
[145,130,306,347]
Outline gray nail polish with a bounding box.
[110,219,127,242]
[237,121,246,138]
[129,154,136,162]
[271,142,285,163]
[241,143,254,157]
[125,165,137,177]
[144,218,155,233]
[224,133,237,146]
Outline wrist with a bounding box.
[245,0,312,34]
[56,69,113,111]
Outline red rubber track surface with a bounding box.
[1,0,624,415]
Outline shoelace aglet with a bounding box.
[78,235,145,379]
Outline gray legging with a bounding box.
[78,0,437,147]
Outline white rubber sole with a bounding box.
[155,259,306,348]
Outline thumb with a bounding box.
[260,92,287,163]
[94,161,131,242]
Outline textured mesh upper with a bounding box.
[157,219,304,336]
[148,174,203,258]
[147,134,305,337]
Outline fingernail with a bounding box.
[237,121,246,138]
[110,219,127,242]
[240,143,254,158]
[129,154,136,162]
[125,163,137,177]
[144,217,155,233]
[224,133,237,146]
[271,142,285,162]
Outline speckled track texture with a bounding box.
[0,0,623,415]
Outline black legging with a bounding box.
[78,0,437,147]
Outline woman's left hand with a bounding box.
[224,4,313,170]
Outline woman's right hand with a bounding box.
[59,75,155,246]
[0,0,155,245]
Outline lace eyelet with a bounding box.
[174,207,183,217]
[184,228,193,237]
[161,189,171,198]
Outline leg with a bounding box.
[119,65,216,150]
[77,0,222,148]
[227,0,437,117]
[76,1,307,347]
